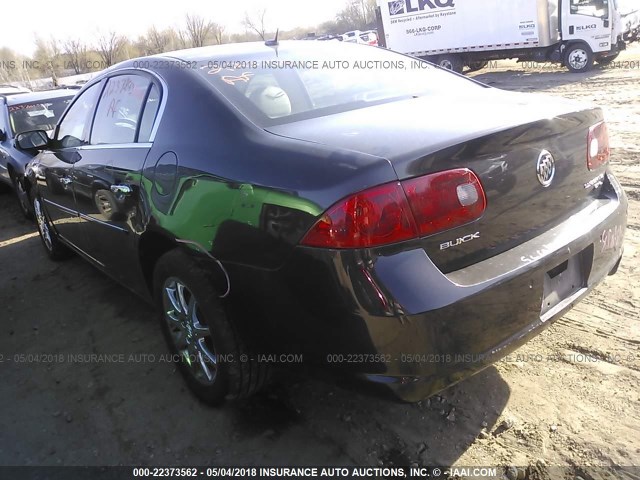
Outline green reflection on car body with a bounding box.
[143,173,322,258]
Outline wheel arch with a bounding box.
[91,180,110,195]
[7,162,33,197]
[138,228,179,297]
[138,228,230,300]
[563,40,593,60]
[563,39,593,47]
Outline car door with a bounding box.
[72,73,162,291]
[0,102,11,185]
[36,82,102,255]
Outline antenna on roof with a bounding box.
[265,29,279,47]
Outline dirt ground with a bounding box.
[1,45,639,479]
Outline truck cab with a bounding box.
[562,0,626,70]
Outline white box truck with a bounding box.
[375,0,640,73]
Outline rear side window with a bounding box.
[138,84,161,143]
[92,75,151,145]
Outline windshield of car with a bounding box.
[8,97,73,135]
[196,44,484,126]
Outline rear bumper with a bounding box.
[237,173,628,402]
[363,221,625,402]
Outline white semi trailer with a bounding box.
[376,0,640,73]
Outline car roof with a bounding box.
[4,89,77,106]
[152,40,364,63]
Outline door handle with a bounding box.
[111,184,133,195]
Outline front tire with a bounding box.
[11,174,34,220]
[565,44,594,73]
[33,195,71,260]
[153,249,269,405]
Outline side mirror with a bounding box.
[0,129,6,142]
[15,130,50,151]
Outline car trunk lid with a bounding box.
[267,90,607,272]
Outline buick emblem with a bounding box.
[536,150,556,187]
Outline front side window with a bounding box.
[8,97,73,136]
[570,0,609,17]
[56,84,101,149]
[91,75,151,145]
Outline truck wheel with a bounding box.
[436,55,464,74]
[565,44,593,73]
[467,60,489,72]
[153,249,270,405]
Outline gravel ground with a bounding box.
[0,45,639,479]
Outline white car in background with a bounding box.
[360,30,379,46]
[341,30,378,46]
[341,30,364,43]
[0,85,31,97]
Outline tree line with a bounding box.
[0,0,377,86]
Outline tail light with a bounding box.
[301,168,486,249]
[402,169,486,237]
[300,182,418,249]
[587,121,610,171]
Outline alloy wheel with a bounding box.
[162,277,218,385]
[34,198,53,252]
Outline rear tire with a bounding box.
[436,54,464,74]
[33,195,72,260]
[467,60,488,72]
[153,249,269,405]
[565,44,594,73]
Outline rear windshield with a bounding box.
[8,97,73,135]
[196,45,483,126]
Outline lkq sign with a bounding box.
[388,0,455,15]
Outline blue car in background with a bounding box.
[0,88,76,218]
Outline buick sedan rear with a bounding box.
[24,41,627,403]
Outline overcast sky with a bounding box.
[0,0,352,56]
